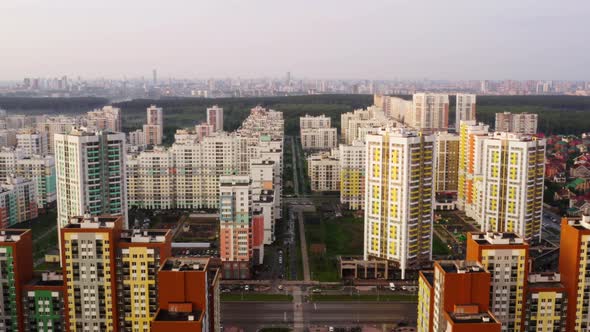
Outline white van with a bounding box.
[389,282,396,291]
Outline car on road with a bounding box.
[401,285,407,291]
[244,285,250,291]
[389,282,396,291]
[329,327,334,332]
[311,288,322,294]
[278,285,283,290]
[221,288,231,293]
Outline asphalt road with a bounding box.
[221,301,417,331]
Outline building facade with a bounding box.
[339,140,366,209]
[524,272,567,332]
[207,105,224,132]
[455,94,477,131]
[407,93,449,133]
[495,112,538,135]
[301,127,338,150]
[144,105,164,146]
[22,272,65,332]
[364,128,434,279]
[307,151,340,192]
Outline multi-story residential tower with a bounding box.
[495,112,538,135]
[466,232,529,332]
[16,130,49,157]
[1,176,38,225]
[117,229,172,332]
[23,272,65,332]
[61,215,123,332]
[455,94,477,131]
[85,106,122,132]
[54,129,127,237]
[433,132,460,194]
[407,93,449,133]
[524,272,567,332]
[0,229,33,331]
[307,151,340,192]
[300,114,337,150]
[373,95,413,122]
[364,128,435,279]
[477,133,545,240]
[127,129,145,148]
[0,129,17,149]
[126,147,175,210]
[559,214,590,331]
[339,140,366,210]
[16,155,56,208]
[207,105,224,132]
[151,257,220,332]
[219,175,252,279]
[457,121,489,212]
[144,105,164,146]
[36,115,80,154]
[417,260,493,332]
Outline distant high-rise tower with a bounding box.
[144,105,164,145]
[152,69,157,85]
[207,105,224,132]
[455,94,476,131]
[54,128,128,239]
[408,93,450,133]
[286,71,291,85]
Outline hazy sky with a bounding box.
[1,0,589,80]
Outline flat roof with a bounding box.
[119,229,170,243]
[449,312,499,324]
[154,309,202,322]
[161,257,210,271]
[437,260,485,274]
[65,215,121,229]
[0,229,29,242]
[470,232,525,246]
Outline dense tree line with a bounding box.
[0,97,108,114]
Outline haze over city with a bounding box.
[2,0,590,80]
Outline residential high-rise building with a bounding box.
[117,229,172,332]
[433,132,460,194]
[417,260,496,332]
[61,215,123,332]
[219,175,252,279]
[559,214,590,331]
[455,94,477,131]
[1,176,38,226]
[364,128,434,278]
[307,151,340,192]
[144,105,164,146]
[466,232,529,332]
[16,154,56,208]
[151,257,220,332]
[372,94,413,122]
[524,272,567,332]
[207,105,224,132]
[126,147,175,210]
[339,140,366,210]
[495,112,538,135]
[16,129,49,157]
[127,129,145,148]
[0,229,33,331]
[457,121,489,213]
[54,129,127,239]
[300,114,337,150]
[85,106,122,132]
[0,129,17,148]
[340,106,394,145]
[477,133,545,240]
[22,272,65,332]
[36,115,80,154]
[407,93,449,133]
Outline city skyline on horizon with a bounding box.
[2,0,589,81]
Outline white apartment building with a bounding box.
[207,105,224,132]
[16,129,49,157]
[339,140,366,210]
[373,94,413,122]
[0,129,17,148]
[85,106,122,132]
[301,127,338,150]
[144,105,164,145]
[126,147,175,210]
[307,151,340,192]
[407,93,449,133]
[495,112,538,134]
[300,114,331,129]
[128,129,145,147]
[364,127,435,279]
[0,176,38,225]
[16,154,56,207]
[455,94,477,131]
[478,132,545,240]
[54,128,127,238]
[36,115,80,154]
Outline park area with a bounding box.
[305,211,364,282]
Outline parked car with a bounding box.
[244,285,250,291]
[389,282,396,291]
[311,288,322,294]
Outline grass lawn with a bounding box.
[432,232,451,256]
[221,293,293,302]
[310,294,418,302]
[306,214,364,282]
[10,209,59,260]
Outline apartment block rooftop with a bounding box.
[447,311,499,325]
[470,232,525,246]
[528,272,565,290]
[154,309,203,323]
[436,260,485,274]
[65,214,121,229]
[0,229,30,242]
[220,175,250,186]
[565,214,590,231]
[119,229,171,243]
[27,272,64,287]
[161,257,210,272]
